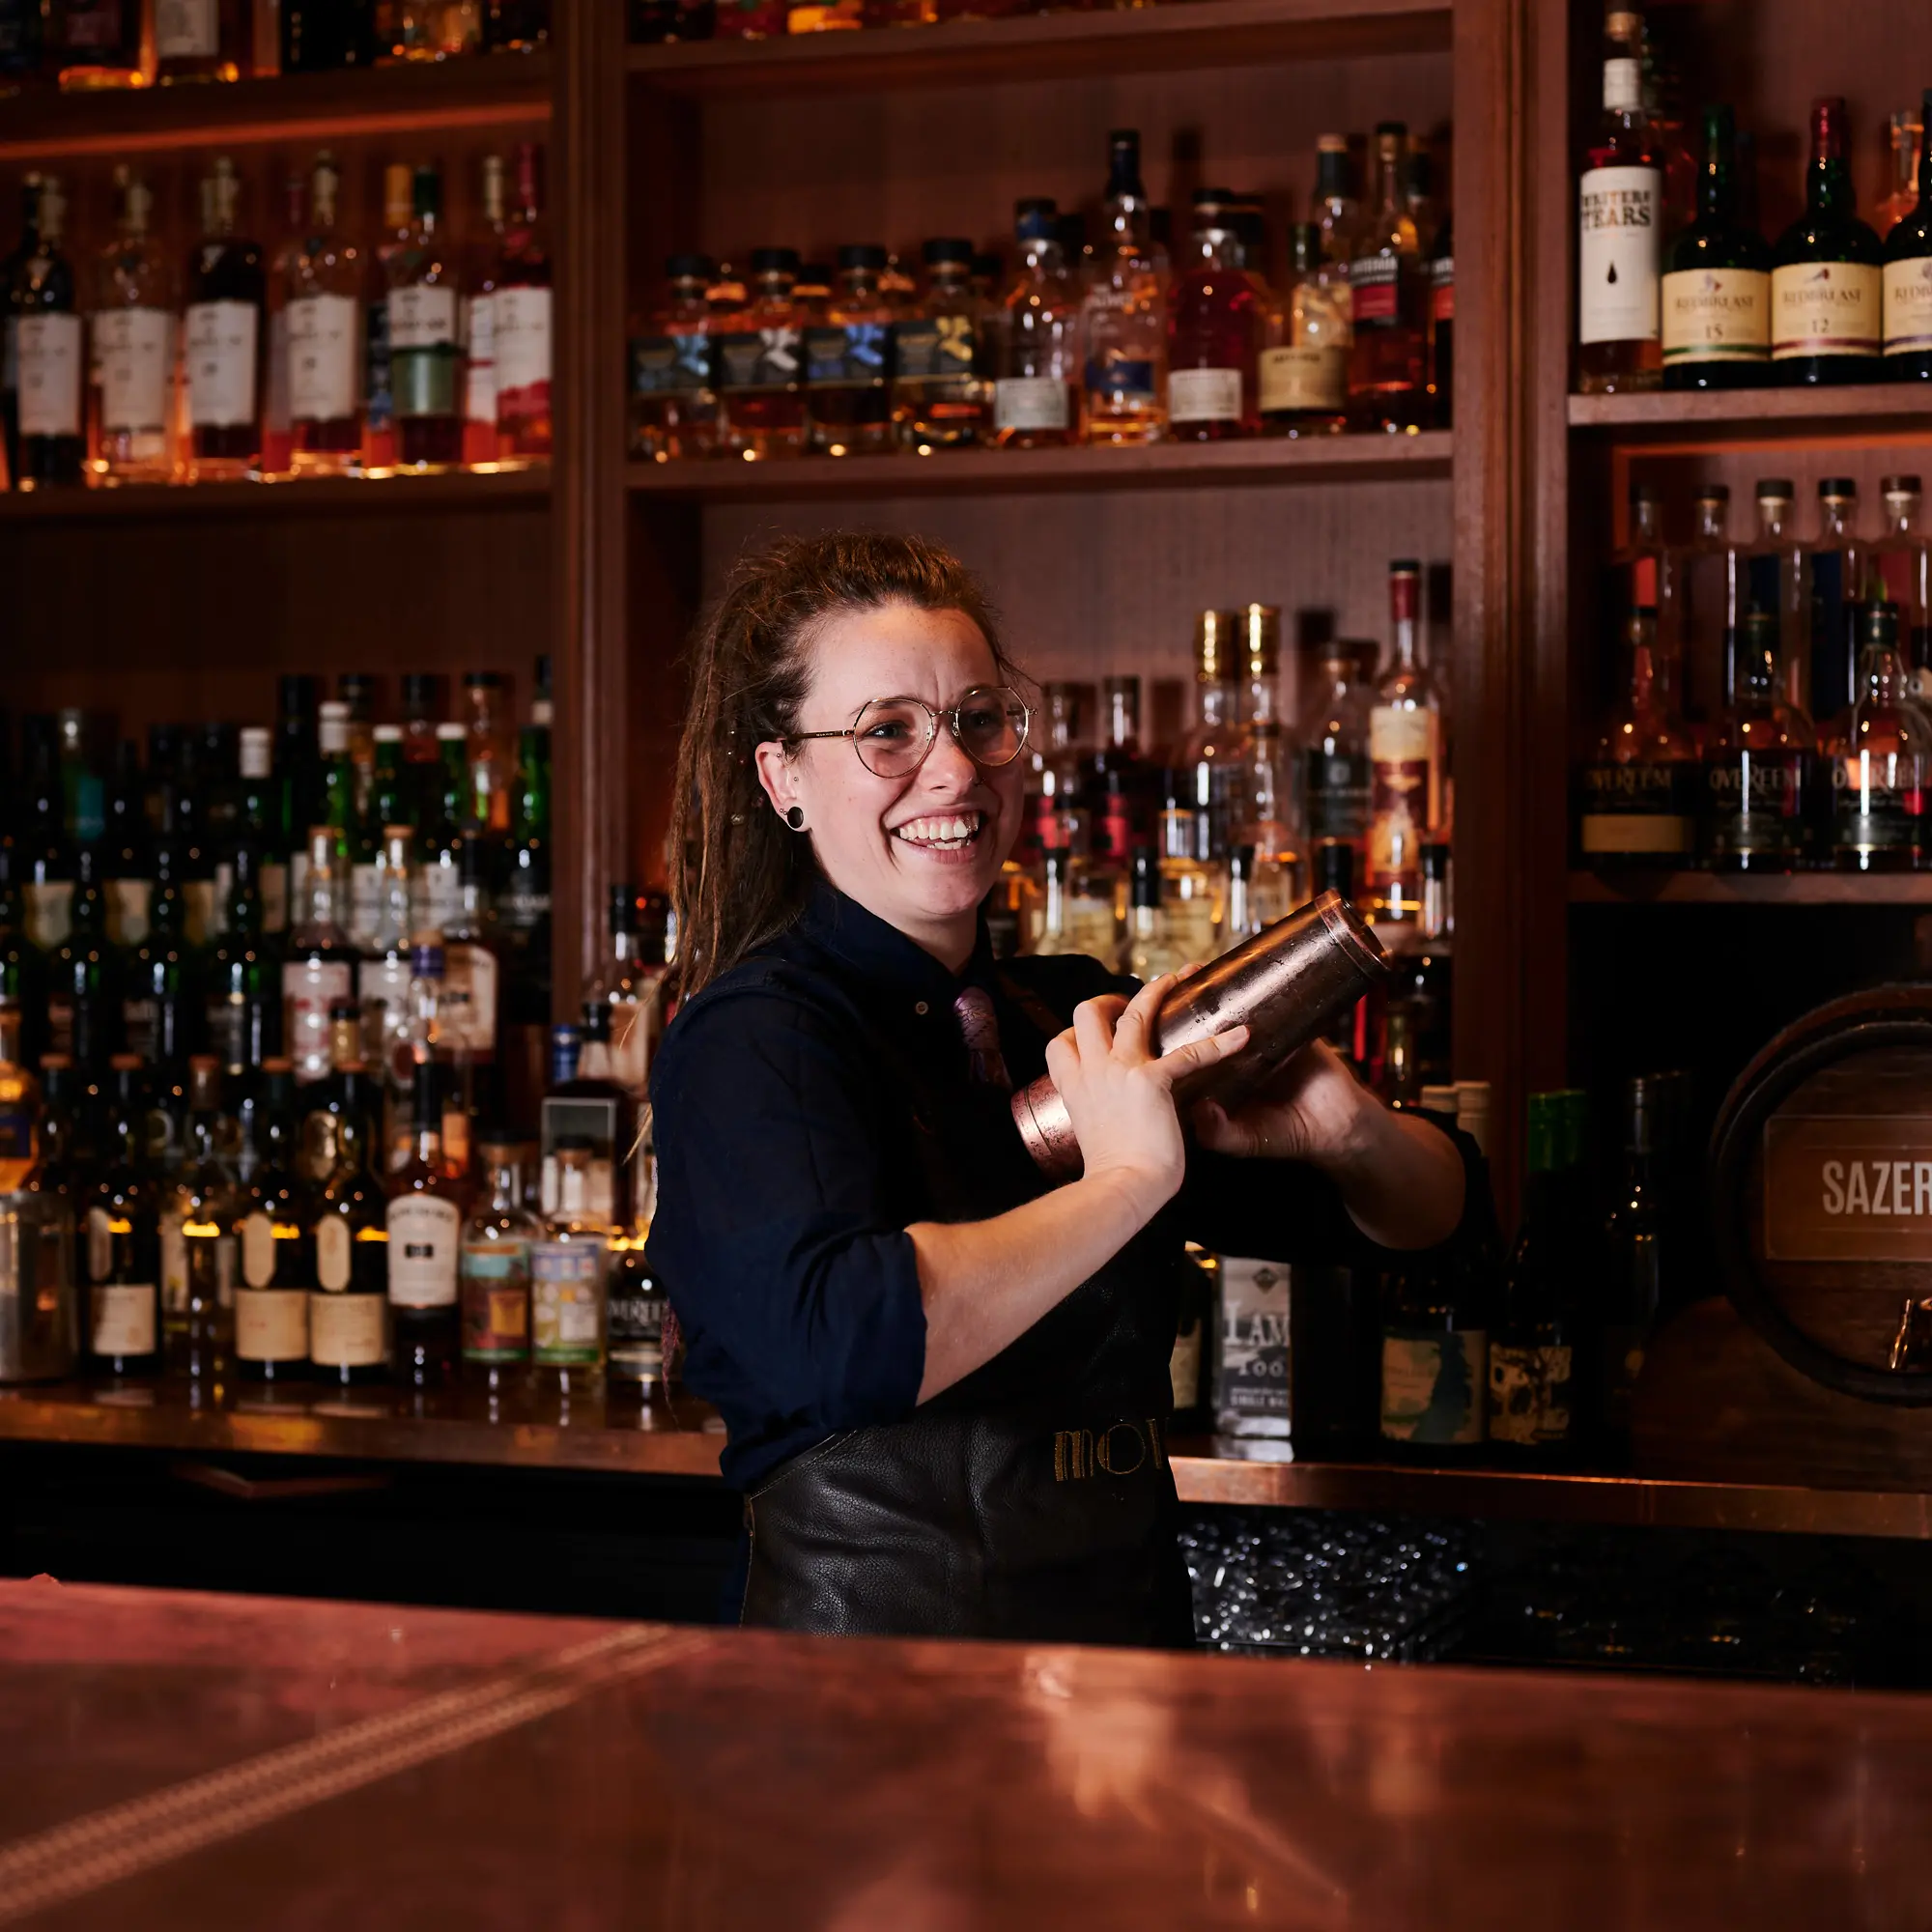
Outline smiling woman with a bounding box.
[646,531,1474,1646]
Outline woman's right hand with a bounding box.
[1044,975,1249,1222]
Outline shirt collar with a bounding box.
[796,880,996,1010]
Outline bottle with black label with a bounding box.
[1301,637,1375,877]
[1702,609,1814,871]
[234,1058,311,1385]
[310,1074,389,1386]
[85,1055,161,1379]
[1577,605,1699,867]
[385,1054,468,1385]
[1834,600,1931,872]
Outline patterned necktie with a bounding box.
[953,986,1012,1094]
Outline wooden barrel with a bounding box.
[1710,982,1932,1406]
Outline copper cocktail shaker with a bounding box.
[1010,890,1390,1180]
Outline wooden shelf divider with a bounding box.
[1569,871,1932,907]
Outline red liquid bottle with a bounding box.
[1165,187,1263,441]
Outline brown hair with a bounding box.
[669,531,1019,999]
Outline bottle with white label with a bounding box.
[387,162,463,472]
[1261,223,1348,435]
[3,176,44,491]
[234,1058,311,1386]
[86,1056,161,1379]
[992,198,1078,449]
[1772,96,1884,386]
[282,827,356,1086]
[183,155,266,480]
[1367,560,1443,909]
[1883,91,1932,381]
[154,0,251,83]
[386,1055,469,1385]
[286,150,363,475]
[1166,186,1263,440]
[440,831,501,1076]
[14,174,83,489]
[1576,8,1662,394]
[462,153,506,469]
[492,140,551,469]
[530,1137,608,1398]
[310,1092,390,1385]
[91,165,176,484]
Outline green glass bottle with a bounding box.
[310,1084,391,1386]
[205,844,282,1077]
[1882,88,1932,380]
[1772,97,1883,385]
[234,1058,312,1387]
[123,848,199,1072]
[47,843,121,1070]
[86,1055,162,1380]
[1662,104,1771,390]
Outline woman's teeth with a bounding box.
[894,812,983,851]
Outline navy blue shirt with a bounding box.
[647,883,1474,1492]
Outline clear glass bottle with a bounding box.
[90,166,173,485]
[14,174,83,489]
[283,827,357,1086]
[804,243,894,456]
[1166,187,1263,440]
[530,1135,608,1398]
[1577,605,1699,869]
[1153,786,1223,959]
[591,883,665,1100]
[1809,476,1870,743]
[1260,222,1349,436]
[1081,129,1166,446]
[287,150,362,475]
[715,246,805,459]
[632,251,717,461]
[492,140,551,468]
[1678,481,1739,726]
[1746,477,1812,717]
[1173,610,1242,859]
[1348,123,1428,430]
[1125,847,1186,980]
[234,1058,311,1384]
[1311,131,1361,270]
[1878,106,1926,239]
[1577,6,1662,393]
[1883,97,1932,378]
[357,822,414,1093]
[165,1054,240,1387]
[1231,604,1304,899]
[993,199,1078,449]
[1702,608,1814,873]
[1833,601,1931,872]
[893,238,988,452]
[1876,472,1932,687]
[1368,560,1444,907]
[206,844,280,1077]
[460,1142,538,1391]
[362,162,415,477]
[310,1083,390,1386]
[1301,636,1375,877]
[386,1054,468,1384]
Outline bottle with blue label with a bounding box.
[630,252,719,461]
[806,244,895,456]
[1082,129,1167,446]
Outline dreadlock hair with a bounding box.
[669,531,1019,1000]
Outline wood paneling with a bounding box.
[1572,871,1932,906]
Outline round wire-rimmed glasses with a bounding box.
[790,685,1033,779]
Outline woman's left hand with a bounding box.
[1190,1039,1372,1167]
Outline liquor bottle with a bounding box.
[1081,130,1166,446]
[462,669,511,833]
[90,167,174,487]
[85,1055,160,1377]
[165,1055,239,1384]
[457,153,505,469]
[380,1,480,59]
[499,689,552,1038]
[1166,188,1263,441]
[46,844,119,1068]
[1487,1092,1584,1461]
[1808,476,1869,739]
[1378,1244,1488,1460]
[1260,223,1349,436]
[100,740,153,947]
[14,176,82,489]
[155,0,251,81]
[440,832,500,1111]
[234,1059,311,1383]
[1598,1074,1676,1459]
[1662,104,1771,390]
[1772,98,1884,385]
[284,828,356,1085]
[362,162,413,476]
[606,1128,666,1393]
[492,141,551,467]
[123,852,197,1068]
[1174,610,1241,859]
[272,675,321,924]
[386,1055,468,1383]
[1302,637,1374,874]
[355,823,412,1086]
[1311,132,1361,269]
[285,151,362,475]
[891,238,987,453]
[1031,849,1079,958]
[530,1135,608,1397]
[1876,474,1932,679]
[1428,212,1453,427]
[47,0,144,87]
[1577,606,1698,867]
[1347,125,1427,431]
[1883,93,1932,380]
[2,176,43,485]
[1402,137,1441,254]
[631,251,717,461]
[257,171,307,485]
[1577,7,1661,393]
[1121,835,1196,983]
[20,730,73,952]
[715,247,805,459]
[1367,560,1442,909]
[1230,603,1302,895]
[1677,482,1741,722]
[460,1141,537,1389]
[805,243,894,458]
[0,860,45,1068]
[310,1080,389,1385]
[1833,601,1931,872]
[184,157,265,482]
[414,722,469,931]
[1879,106,1927,239]
[1383,840,1452,1088]
[29,1054,79,1225]
[993,201,1078,449]
[592,883,665,1099]
[388,165,462,471]
[205,843,279,1075]
[1702,609,1813,873]
[1610,477,1684,696]
[1747,477,1811,716]
[400,670,444,774]
[0,1016,40,1195]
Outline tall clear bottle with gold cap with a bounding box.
[1368,561,1443,915]
[91,166,175,484]
[362,161,414,477]
[1174,610,1241,858]
[1230,603,1305,919]
[183,156,265,482]
[287,151,362,475]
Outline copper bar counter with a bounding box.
[0,1575,1926,1928]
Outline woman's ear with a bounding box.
[753,740,801,823]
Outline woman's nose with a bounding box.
[919,727,980,792]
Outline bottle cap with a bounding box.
[239,726,272,780]
[1013,198,1057,242]
[464,669,504,690]
[1694,481,1731,503]
[374,724,403,744]
[837,243,887,270]
[411,943,446,976]
[922,236,973,266]
[1818,475,1857,499]
[278,674,320,719]
[1239,604,1282,679]
[1882,473,1923,497]
[1193,610,1238,683]
[1755,476,1794,500]
[749,245,799,274]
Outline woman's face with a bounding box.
[754,602,1025,968]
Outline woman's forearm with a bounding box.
[906,1173,1151,1403]
[1314,1100,1467,1250]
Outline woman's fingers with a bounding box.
[1151,1025,1250,1091]
[1070,997,1117,1064]
[1112,972,1173,1064]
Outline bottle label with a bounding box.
[494,285,552,410]
[1661,267,1770,364]
[1212,1256,1290,1430]
[315,1215,352,1292]
[385,1195,461,1309]
[714,327,801,394]
[185,299,259,429]
[350,862,383,948]
[803,321,889,388]
[86,1208,117,1283]
[1578,761,1696,855]
[105,877,152,948]
[1703,750,1808,859]
[309,1287,386,1367]
[241,1209,280,1289]
[1306,751,1373,843]
[463,292,497,424]
[411,863,464,938]
[90,1282,156,1359]
[288,292,358,424]
[155,0,218,56]
[237,1288,309,1362]
[365,298,393,434]
[56,0,129,51]
[440,942,499,1058]
[993,376,1069,432]
[206,991,245,1070]
[1833,752,1925,852]
[1368,705,1440,882]
[1487,1342,1574,1446]
[389,286,460,418]
[23,880,73,951]
[1348,254,1409,327]
[531,1241,605,1366]
[461,1242,531,1362]
[1167,366,1243,423]
[1431,258,1455,322]
[1771,261,1881,359]
[1577,165,1661,345]
[629,329,711,399]
[1169,1318,1204,1411]
[1084,351,1157,406]
[122,996,158,1062]
[1379,1328,1486,1445]
[16,312,82,439]
[1258,344,1345,413]
[1884,255,1932,357]
[895,315,978,388]
[160,1212,188,1314]
[182,878,221,949]
[1602,54,1640,112]
[283,957,355,1084]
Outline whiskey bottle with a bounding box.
[155,0,251,83]
[362,163,413,476]
[0,871,45,1071]
[1149,794,1220,965]
[389,165,462,471]
[892,239,987,452]
[1598,1074,1678,1459]
[2,176,43,486]
[167,1055,239,1384]
[284,827,356,1085]
[1833,601,1931,872]
[1879,106,1926,239]
[1703,610,1813,873]
[1772,98,1884,385]
[85,1055,159,1378]
[184,156,265,482]
[1367,560,1442,909]
[591,884,663,1099]
[493,141,551,469]
[1260,223,1348,436]
[309,1082,389,1385]
[1428,212,1453,427]
[993,201,1078,449]
[1876,475,1932,678]
[1679,483,1741,722]
[287,151,362,475]
[716,248,806,459]
[1808,476,1870,739]
[439,832,501,1126]
[91,166,174,484]
[234,1059,311,1384]
[20,732,73,953]
[1301,637,1374,875]
[607,1130,666,1393]
[461,1141,538,1390]
[1747,477,1812,715]
[1311,132,1361,267]
[1577,606,1698,867]
[632,252,717,461]
[1378,1247,1488,1460]
[1081,129,1167,447]
[530,1135,608,1398]
[28,1055,78,1227]
[1662,104,1771,389]
[47,0,144,88]
[806,243,894,457]
[205,845,280,1076]
[1883,93,1932,380]
[1577,7,1662,393]
[14,176,82,489]
[46,844,120,1069]
[123,851,197,1068]
[1347,125,1428,430]
[386,1055,468,1384]
[1174,610,1242,859]
[1166,188,1263,440]
[461,153,505,469]
[101,741,154,949]
[1231,603,1303,894]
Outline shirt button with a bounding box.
[915,1001,929,1016]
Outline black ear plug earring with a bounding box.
[785,806,807,830]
